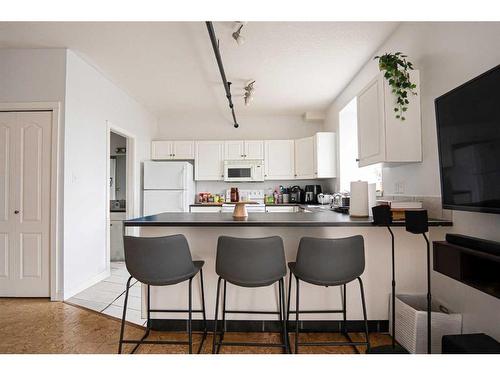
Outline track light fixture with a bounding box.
[232,24,245,46]
[244,80,255,106]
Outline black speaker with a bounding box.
[372,205,392,226]
[405,210,428,234]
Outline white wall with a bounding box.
[63,50,157,298]
[0,48,67,298]
[157,111,322,140]
[324,22,500,339]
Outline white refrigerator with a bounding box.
[143,161,195,216]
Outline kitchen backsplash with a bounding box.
[196,179,334,195]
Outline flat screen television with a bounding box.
[435,65,500,214]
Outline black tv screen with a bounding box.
[435,65,500,214]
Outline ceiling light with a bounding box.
[232,24,245,46]
[243,80,255,106]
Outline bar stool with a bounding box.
[213,236,289,354]
[286,235,370,353]
[118,234,207,354]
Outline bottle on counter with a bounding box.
[230,187,239,202]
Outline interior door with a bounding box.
[0,111,52,297]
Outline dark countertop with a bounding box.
[190,203,323,207]
[124,211,453,228]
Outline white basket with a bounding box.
[389,294,462,353]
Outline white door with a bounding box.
[264,140,295,180]
[357,75,385,167]
[245,140,264,159]
[195,141,224,181]
[143,190,186,216]
[295,136,315,179]
[151,140,173,160]
[0,111,52,297]
[224,141,245,160]
[172,141,195,160]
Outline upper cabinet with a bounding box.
[295,136,315,179]
[264,140,295,180]
[295,133,337,179]
[224,140,264,160]
[151,140,194,160]
[195,141,224,181]
[357,70,422,167]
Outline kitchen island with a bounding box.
[124,211,452,330]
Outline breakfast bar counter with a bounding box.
[124,211,452,328]
[124,211,452,227]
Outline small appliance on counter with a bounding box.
[304,185,322,204]
[317,193,333,205]
[332,193,350,214]
[289,186,304,203]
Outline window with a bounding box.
[338,97,382,193]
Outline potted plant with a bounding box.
[374,52,417,120]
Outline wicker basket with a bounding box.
[389,294,462,353]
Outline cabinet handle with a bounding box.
[14,210,20,214]
[355,158,360,162]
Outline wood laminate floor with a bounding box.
[0,298,392,354]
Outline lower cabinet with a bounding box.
[265,206,299,213]
[190,206,222,213]
[110,219,124,261]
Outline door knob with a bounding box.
[14,210,20,214]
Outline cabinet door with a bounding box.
[151,140,173,160]
[294,136,315,179]
[190,206,222,213]
[172,141,194,159]
[315,132,337,178]
[224,140,245,160]
[356,75,385,167]
[264,140,295,180]
[245,140,264,159]
[110,220,124,261]
[195,141,224,180]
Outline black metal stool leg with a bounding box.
[286,274,292,324]
[212,277,222,354]
[118,276,133,354]
[188,277,193,354]
[342,284,347,335]
[295,276,300,354]
[358,277,371,352]
[280,278,290,353]
[221,280,227,346]
[198,268,208,354]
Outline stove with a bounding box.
[222,189,266,213]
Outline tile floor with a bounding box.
[67,261,146,326]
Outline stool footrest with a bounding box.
[149,309,204,313]
[122,339,190,345]
[297,341,368,347]
[224,309,281,315]
[218,341,286,348]
[288,309,344,314]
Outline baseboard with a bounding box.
[63,269,111,300]
[150,319,389,333]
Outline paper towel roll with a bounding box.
[350,181,369,217]
[368,183,377,216]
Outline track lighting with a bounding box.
[232,24,245,46]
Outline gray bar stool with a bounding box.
[213,236,289,354]
[286,235,370,353]
[119,234,207,354]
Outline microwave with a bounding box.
[224,160,264,182]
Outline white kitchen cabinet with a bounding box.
[314,132,337,178]
[190,206,222,213]
[244,140,264,159]
[357,70,422,167]
[110,213,125,261]
[195,141,224,180]
[224,140,264,160]
[151,140,194,160]
[264,140,295,180]
[265,206,298,213]
[294,136,315,179]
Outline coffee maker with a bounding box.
[304,185,322,204]
[289,186,304,203]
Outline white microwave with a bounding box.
[224,159,265,182]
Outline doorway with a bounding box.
[66,123,142,324]
[0,111,53,297]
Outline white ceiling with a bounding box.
[0,22,398,117]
